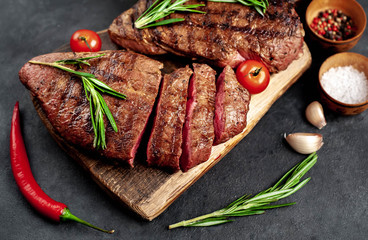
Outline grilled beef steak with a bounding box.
[108,0,304,73]
[214,66,250,145]
[19,51,163,167]
[147,66,192,172]
[180,64,216,172]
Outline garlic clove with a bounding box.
[284,132,323,154]
[305,101,327,129]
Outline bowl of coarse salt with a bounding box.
[319,52,368,115]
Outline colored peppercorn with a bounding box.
[10,102,114,234]
[310,8,355,41]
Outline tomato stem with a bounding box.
[78,36,92,52]
[243,67,263,79]
[252,67,262,77]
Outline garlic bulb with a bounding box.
[305,101,326,129]
[284,133,323,154]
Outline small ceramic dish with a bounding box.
[306,0,366,52]
[319,52,368,115]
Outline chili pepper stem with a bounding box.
[60,208,114,234]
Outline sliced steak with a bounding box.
[180,63,216,172]
[147,66,192,172]
[19,50,163,167]
[108,0,304,73]
[214,66,250,145]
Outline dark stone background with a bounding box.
[1,0,367,239]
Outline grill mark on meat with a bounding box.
[185,15,193,53]
[133,2,144,41]
[152,28,162,43]
[205,8,218,60]
[70,100,88,131]
[115,15,123,29]
[60,76,75,101]
[183,8,290,38]
[47,73,62,98]
[191,21,286,39]
[171,25,179,50]
[121,99,137,146]
[57,76,76,124]
[125,52,136,86]
[206,29,215,59]
[121,17,129,39]
[223,9,234,51]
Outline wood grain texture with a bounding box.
[33,30,311,220]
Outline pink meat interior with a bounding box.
[214,70,226,143]
[180,73,197,171]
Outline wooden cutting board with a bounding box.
[32,30,311,221]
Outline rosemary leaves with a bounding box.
[29,54,126,150]
[134,0,269,29]
[134,0,205,29]
[169,153,317,229]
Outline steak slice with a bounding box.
[19,50,163,167]
[214,66,250,145]
[108,0,304,73]
[147,66,192,172]
[180,63,216,172]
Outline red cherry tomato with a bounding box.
[236,60,270,94]
[70,29,102,52]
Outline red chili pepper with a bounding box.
[10,102,114,234]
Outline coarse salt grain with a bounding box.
[321,65,368,104]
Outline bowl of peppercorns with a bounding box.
[306,0,366,52]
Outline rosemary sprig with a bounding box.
[29,54,126,150]
[209,0,269,16]
[169,152,317,229]
[135,0,269,30]
[134,0,206,29]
